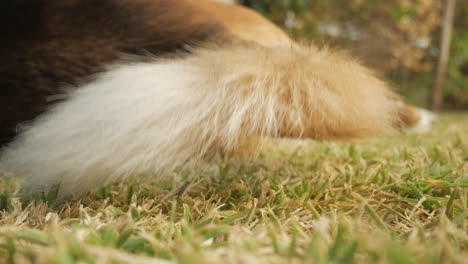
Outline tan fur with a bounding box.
[198,0,423,128]
[398,104,422,127]
[191,0,293,46]
[0,0,431,197]
[0,0,421,146]
[0,45,401,196]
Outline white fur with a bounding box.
[0,45,400,197]
[410,108,437,133]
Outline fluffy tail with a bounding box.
[0,44,402,197]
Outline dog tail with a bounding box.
[1,44,404,197]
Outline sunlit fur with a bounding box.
[0,45,400,196]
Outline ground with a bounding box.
[0,113,467,264]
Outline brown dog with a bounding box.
[0,0,434,197]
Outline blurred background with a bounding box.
[234,0,468,110]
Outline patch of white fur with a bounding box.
[0,45,399,197]
[410,108,437,133]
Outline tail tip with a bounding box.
[409,108,437,133]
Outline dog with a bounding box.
[0,0,434,197]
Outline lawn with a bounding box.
[0,113,467,264]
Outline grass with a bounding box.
[0,113,467,264]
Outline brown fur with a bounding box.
[398,104,422,127]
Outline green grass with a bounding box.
[0,113,467,264]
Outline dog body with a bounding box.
[0,0,428,196]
